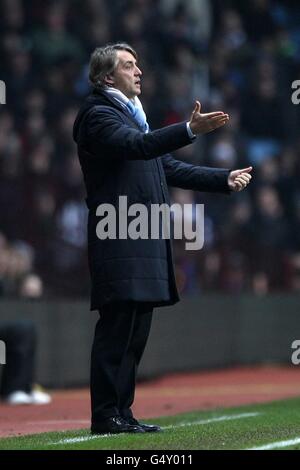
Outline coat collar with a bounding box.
[91,88,143,130]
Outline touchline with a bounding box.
[95,196,205,251]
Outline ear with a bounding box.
[105,74,114,86]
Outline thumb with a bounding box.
[238,166,253,174]
[193,100,201,114]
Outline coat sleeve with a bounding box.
[85,106,194,161]
[161,153,232,194]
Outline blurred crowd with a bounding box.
[1,0,300,299]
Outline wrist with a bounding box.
[187,121,197,139]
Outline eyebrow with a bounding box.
[122,60,137,66]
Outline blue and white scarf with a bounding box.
[104,86,149,133]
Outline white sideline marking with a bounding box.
[52,435,111,444]
[248,437,300,450]
[49,412,260,445]
[34,420,90,425]
[163,412,260,430]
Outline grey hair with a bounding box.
[89,43,138,89]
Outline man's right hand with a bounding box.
[189,101,229,135]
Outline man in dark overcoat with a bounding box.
[73,43,252,434]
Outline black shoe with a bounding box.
[91,416,145,435]
[126,417,162,433]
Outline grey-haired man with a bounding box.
[73,43,252,435]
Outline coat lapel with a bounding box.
[92,89,144,131]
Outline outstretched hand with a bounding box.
[228,167,253,192]
[189,101,229,135]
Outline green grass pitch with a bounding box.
[1,398,300,450]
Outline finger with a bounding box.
[209,114,229,123]
[237,174,251,183]
[202,111,226,119]
[233,180,244,191]
[217,116,230,125]
[211,118,229,129]
[235,175,248,184]
[208,115,229,125]
[200,115,230,133]
[234,177,249,188]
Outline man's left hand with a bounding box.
[228,167,253,192]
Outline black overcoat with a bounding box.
[73,90,230,310]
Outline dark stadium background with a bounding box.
[1,0,300,399]
[1,0,300,301]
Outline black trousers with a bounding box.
[90,301,153,424]
[0,321,36,397]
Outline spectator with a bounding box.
[0,320,51,405]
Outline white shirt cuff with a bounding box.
[186,122,197,140]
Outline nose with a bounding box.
[135,66,142,76]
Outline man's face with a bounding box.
[107,50,142,99]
